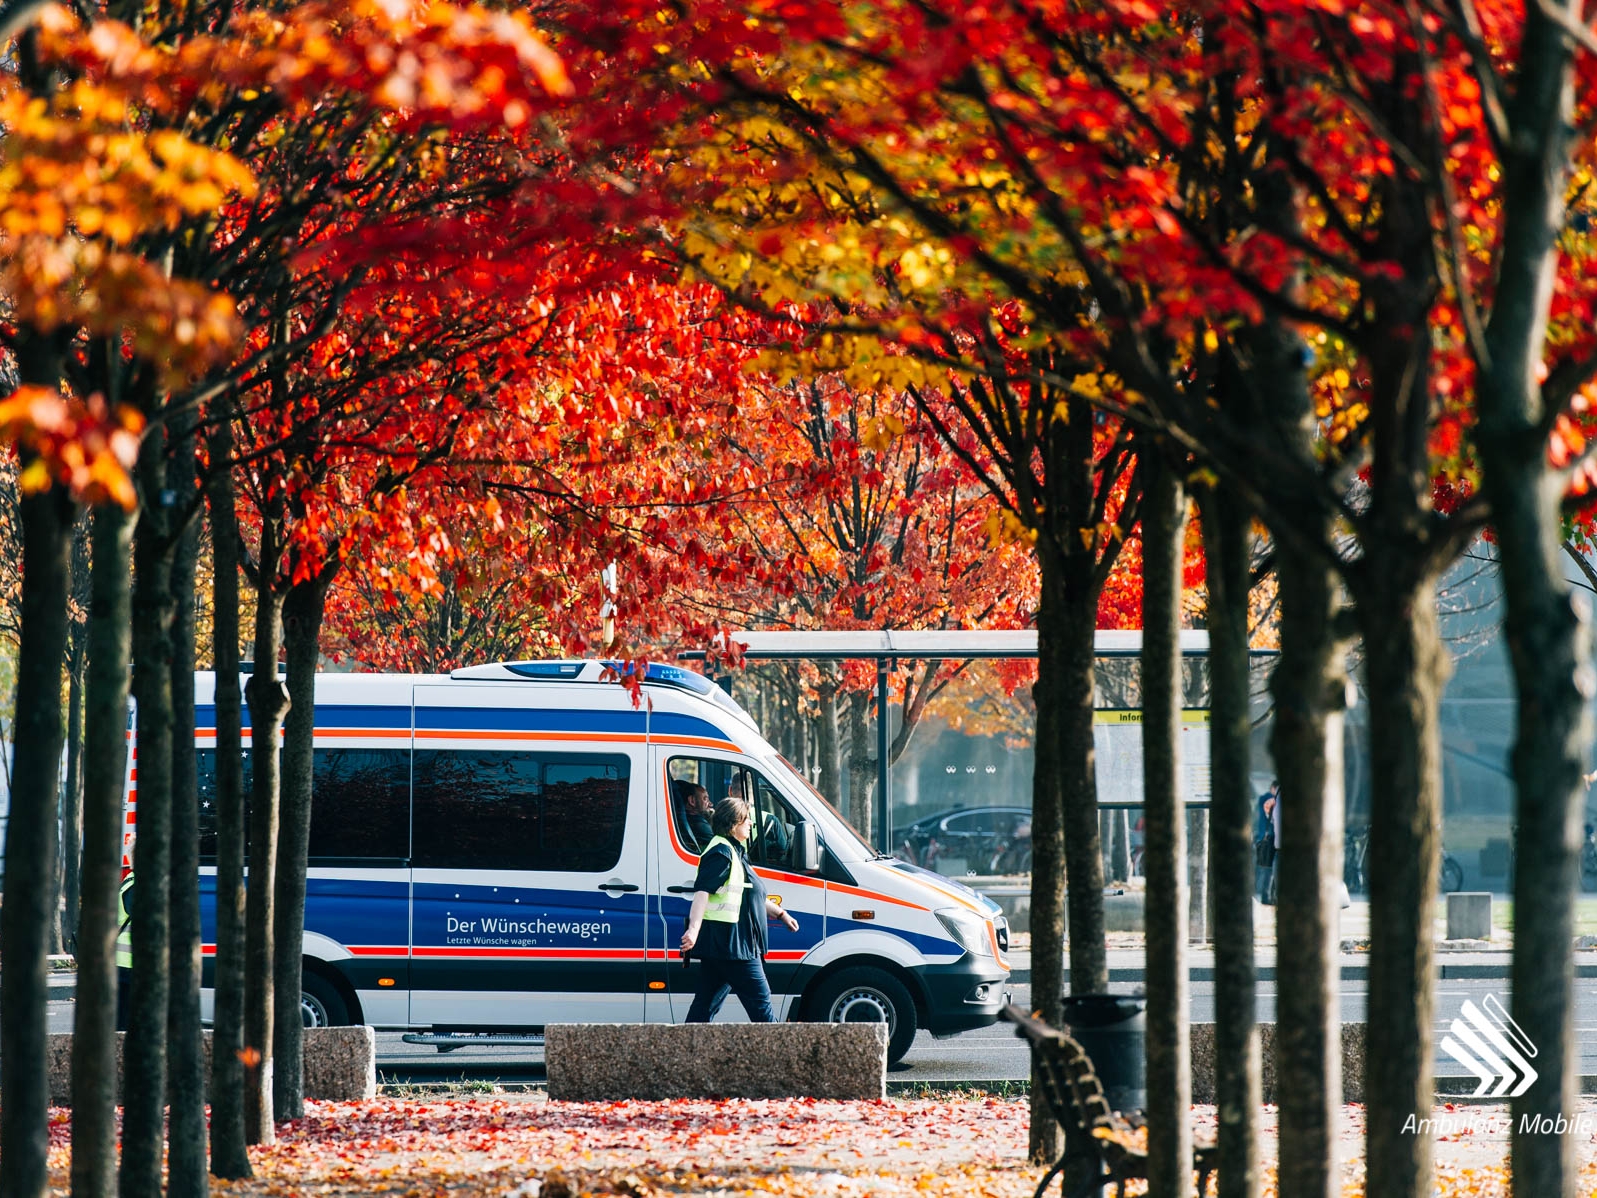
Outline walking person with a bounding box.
[679,794,799,1022]
[1268,781,1283,905]
[115,869,135,1031]
[1254,781,1278,906]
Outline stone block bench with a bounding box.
[44,1027,376,1106]
[546,1022,887,1101]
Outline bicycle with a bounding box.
[1346,826,1462,894]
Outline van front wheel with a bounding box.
[805,967,917,1064]
[301,969,350,1028]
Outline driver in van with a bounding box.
[679,795,798,1022]
[674,780,715,849]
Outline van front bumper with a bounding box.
[914,957,1011,1036]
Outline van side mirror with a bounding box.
[796,821,822,874]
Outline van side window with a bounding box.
[412,750,629,872]
[745,772,799,871]
[310,749,410,861]
[196,747,409,863]
[665,761,716,854]
[666,757,799,870]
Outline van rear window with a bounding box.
[411,750,629,873]
[196,747,410,863]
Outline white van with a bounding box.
[173,661,1011,1062]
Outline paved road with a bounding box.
[888,977,1597,1085]
[47,976,1597,1086]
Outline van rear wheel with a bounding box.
[805,967,917,1064]
[301,969,350,1028]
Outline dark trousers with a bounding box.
[116,967,132,1032]
[685,956,775,1023]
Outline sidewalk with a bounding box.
[40,1092,1591,1197]
[1000,947,1597,984]
[995,895,1597,983]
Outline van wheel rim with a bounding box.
[302,994,330,1028]
[830,987,895,1031]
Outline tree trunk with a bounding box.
[1199,481,1261,1198]
[816,665,841,801]
[61,518,90,953]
[1268,540,1349,1198]
[1475,9,1586,1195]
[1358,567,1448,1198]
[123,420,176,1198]
[167,422,209,1198]
[274,574,330,1119]
[1028,534,1108,1167]
[1059,599,1107,998]
[846,690,874,843]
[1141,452,1191,1197]
[244,566,290,1146]
[1029,542,1068,1166]
[71,503,133,1198]
[207,417,253,1179]
[1500,495,1590,1198]
[0,472,75,1198]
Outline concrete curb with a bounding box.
[1004,959,1597,984]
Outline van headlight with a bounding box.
[935,908,994,958]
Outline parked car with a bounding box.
[897,805,1032,875]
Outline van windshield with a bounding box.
[769,752,878,861]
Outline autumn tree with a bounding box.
[584,8,1597,1197]
[3,2,581,1186]
[655,376,1040,840]
[0,10,248,1196]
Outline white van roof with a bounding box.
[196,660,761,737]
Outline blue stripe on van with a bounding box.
[416,706,727,742]
[200,874,410,949]
[195,704,410,731]
[196,703,730,741]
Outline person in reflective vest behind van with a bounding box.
[679,795,799,1023]
[116,870,135,1031]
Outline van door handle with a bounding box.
[597,881,639,892]
[666,885,696,893]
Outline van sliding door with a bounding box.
[408,685,648,1026]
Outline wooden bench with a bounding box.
[999,1003,1216,1198]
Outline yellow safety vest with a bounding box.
[115,873,134,970]
[702,836,748,924]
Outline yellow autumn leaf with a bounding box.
[18,458,53,494]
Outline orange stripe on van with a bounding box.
[825,880,928,913]
[751,867,824,890]
[987,921,1009,970]
[652,735,743,752]
[412,731,641,741]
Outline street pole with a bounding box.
[876,657,890,853]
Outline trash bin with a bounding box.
[1060,993,1146,1112]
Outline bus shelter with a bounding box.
[685,629,1217,854]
